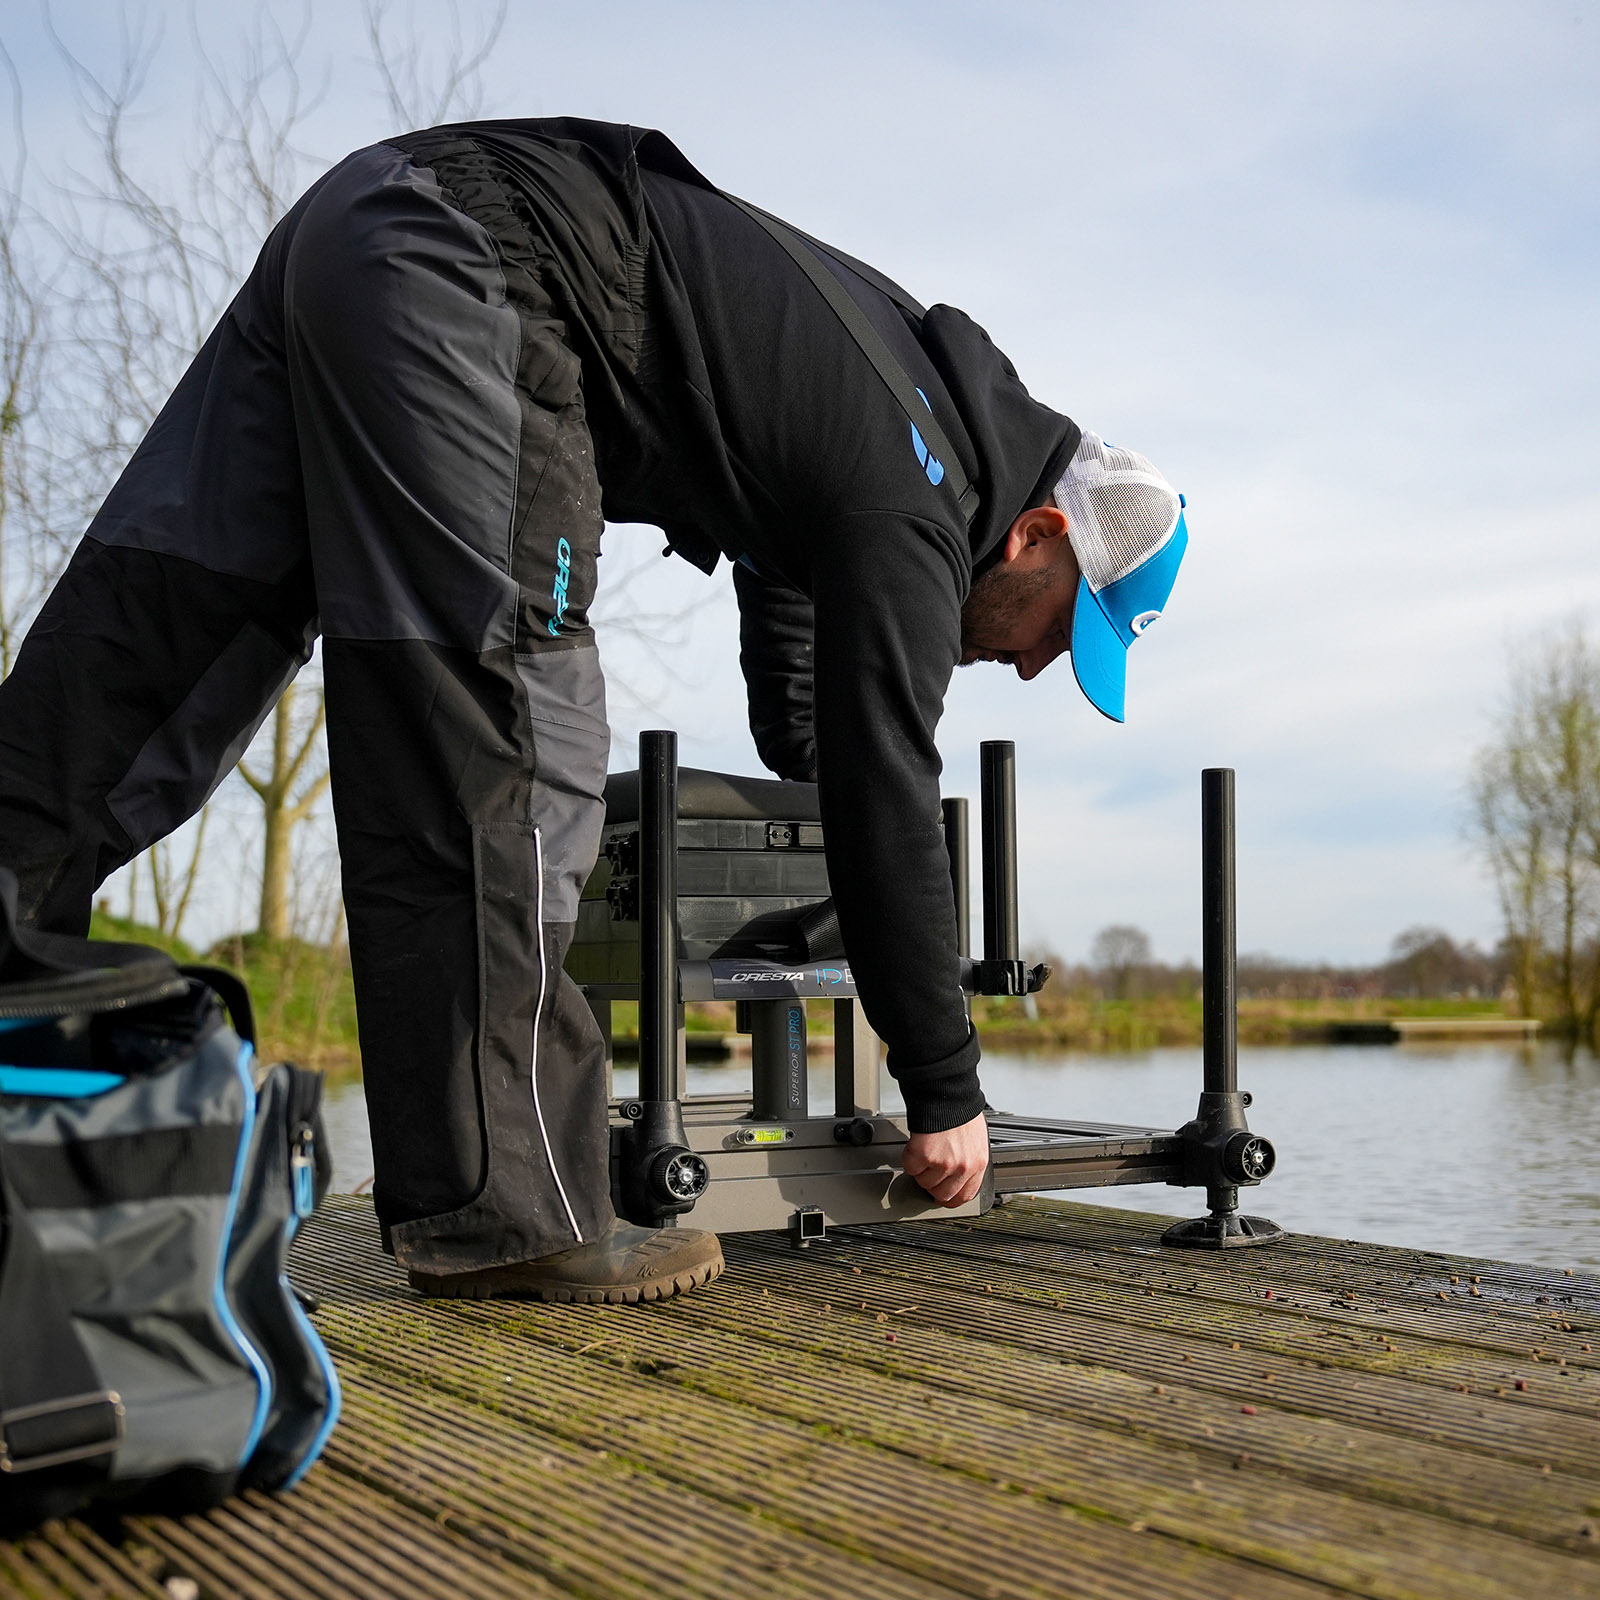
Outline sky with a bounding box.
[6,0,1598,964]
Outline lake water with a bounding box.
[322,1040,1600,1273]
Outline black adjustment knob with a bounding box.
[649,1146,709,1203]
[1222,1131,1275,1184]
[833,1118,874,1147]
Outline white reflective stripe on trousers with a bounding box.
[530,827,582,1241]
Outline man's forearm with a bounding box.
[733,561,817,780]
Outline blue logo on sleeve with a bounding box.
[909,387,945,486]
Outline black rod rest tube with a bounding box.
[1161,767,1284,1250]
[942,797,971,958]
[980,742,1019,964]
[1202,768,1238,1098]
[638,730,678,1104]
[968,743,1049,998]
[973,740,1032,995]
[621,730,708,1222]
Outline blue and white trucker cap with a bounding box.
[1053,431,1188,724]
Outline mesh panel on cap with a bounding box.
[1053,432,1181,593]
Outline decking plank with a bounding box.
[637,1279,1600,1549]
[721,1239,1600,1476]
[321,1328,1328,1600]
[949,1203,1600,1354]
[377,1285,1599,1597]
[988,1199,1599,1298]
[866,1224,1600,1374]
[745,1230,1599,1420]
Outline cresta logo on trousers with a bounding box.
[547,538,572,636]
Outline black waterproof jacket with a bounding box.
[412,118,1079,1131]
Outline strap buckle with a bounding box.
[0,1390,124,1475]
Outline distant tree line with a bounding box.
[1056,923,1506,1006]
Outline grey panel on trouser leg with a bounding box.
[106,616,315,856]
[517,645,610,924]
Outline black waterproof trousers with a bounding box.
[0,142,617,1271]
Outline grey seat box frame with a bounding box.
[571,734,1282,1248]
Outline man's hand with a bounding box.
[902,1112,990,1207]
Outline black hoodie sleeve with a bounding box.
[732,561,817,782]
[809,508,982,1134]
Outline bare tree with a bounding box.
[0,88,48,680]
[239,687,329,939]
[1090,923,1152,1001]
[38,8,331,939]
[364,0,506,130]
[0,49,88,679]
[1471,619,1600,1035]
[1385,926,1461,999]
[147,812,209,943]
[1471,737,1546,1019]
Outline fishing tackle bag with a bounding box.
[0,869,341,1531]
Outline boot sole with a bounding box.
[411,1253,725,1305]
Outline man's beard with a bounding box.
[960,562,1062,658]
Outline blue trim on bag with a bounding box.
[278,1257,342,1487]
[219,1040,273,1464]
[0,1066,126,1096]
[278,1128,341,1485]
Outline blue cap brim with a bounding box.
[1069,573,1126,724]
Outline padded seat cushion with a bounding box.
[603,767,821,824]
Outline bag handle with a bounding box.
[181,965,257,1049]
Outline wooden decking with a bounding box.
[4,1193,1598,1600]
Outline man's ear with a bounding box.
[1002,503,1071,564]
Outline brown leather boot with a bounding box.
[407,1218,725,1304]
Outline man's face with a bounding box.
[958,503,1080,682]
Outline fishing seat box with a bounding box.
[566,768,834,988]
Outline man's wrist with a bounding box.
[891,1023,985,1133]
[902,1070,987,1134]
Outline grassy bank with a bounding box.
[91,912,361,1079]
[610,992,1513,1053]
[967,992,1510,1051]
